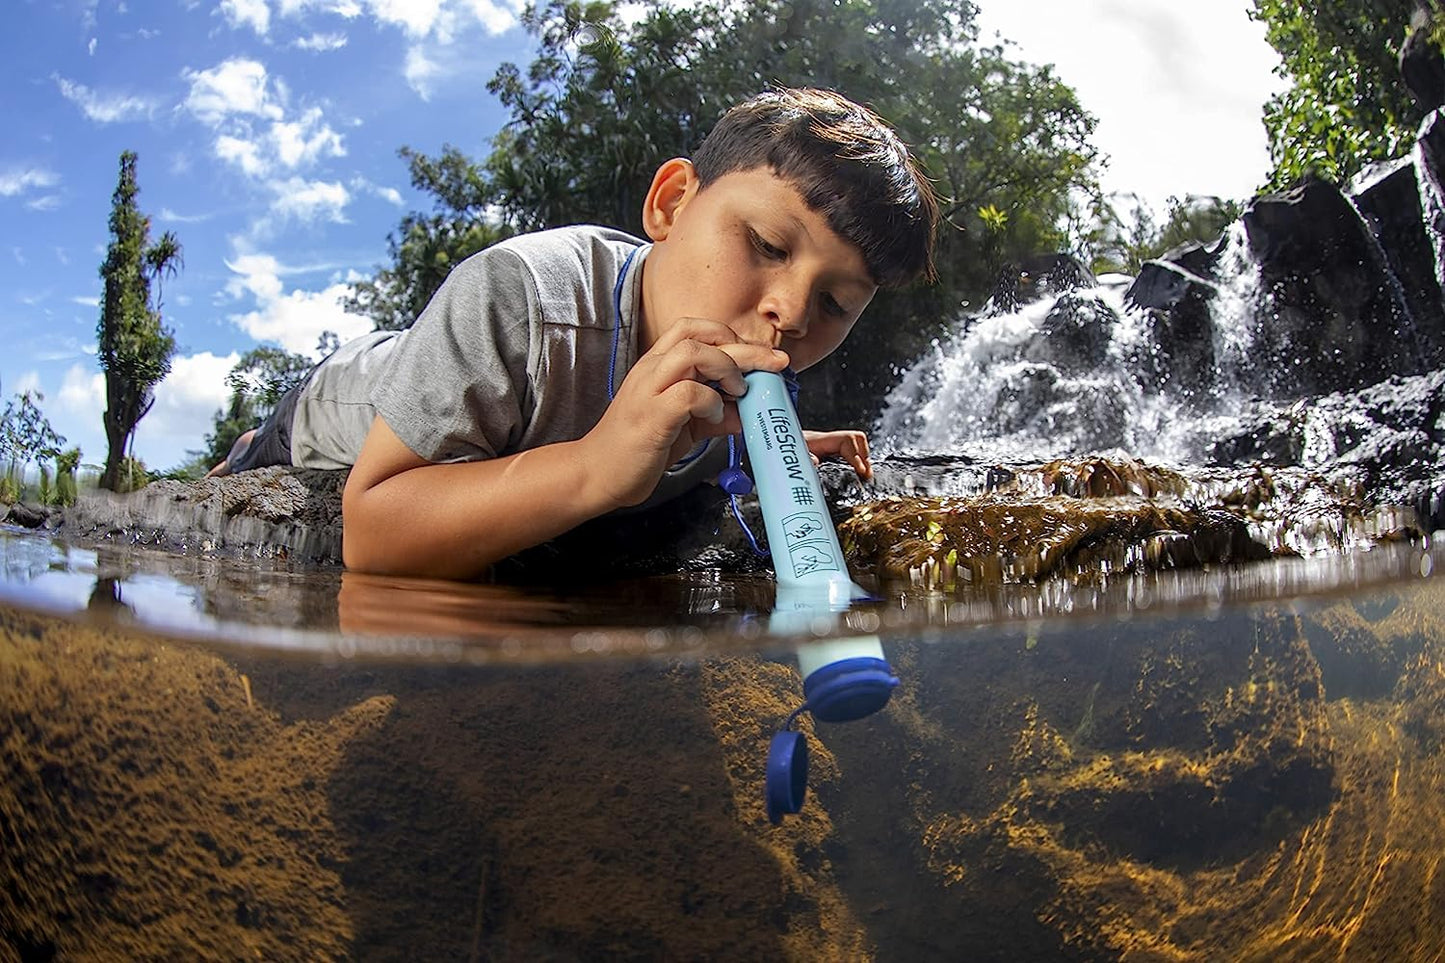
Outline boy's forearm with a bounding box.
[341,440,613,580]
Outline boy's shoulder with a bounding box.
[473,224,645,275]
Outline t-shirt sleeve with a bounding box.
[370,246,536,463]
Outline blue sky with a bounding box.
[1,0,1284,474]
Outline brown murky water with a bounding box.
[3,528,1444,961]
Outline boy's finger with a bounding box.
[648,317,741,352]
[651,318,787,356]
[715,341,790,374]
[645,340,784,398]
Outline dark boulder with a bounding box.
[3,502,55,529]
[1401,9,1445,111]
[1242,176,1435,396]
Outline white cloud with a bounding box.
[277,0,362,17]
[13,371,43,397]
[33,336,95,363]
[351,176,403,206]
[293,31,348,50]
[26,195,62,212]
[367,0,446,37]
[224,252,287,302]
[132,351,243,462]
[183,58,283,125]
[221,0,272,35]
[973,0,1286,214]
[57,363,104,417]
[404,45,441,100]
[87,37,97,56]
[0,167,60,198]
[71,296,99,307]
[462,0,517,34]
[270,106,345,167]
[230,282,370,355]
[397,0,523,99]
[186,59,347,185]
[159,207,213,224]
[53,75,159,123]
[224,251,372,355]
[268,177,350,223]
[215,134,269,177]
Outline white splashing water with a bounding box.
[875,226,1270,466]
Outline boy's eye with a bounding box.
[748,228,787,261]
[821,293,848,318]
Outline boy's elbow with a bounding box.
[341,475,390,574]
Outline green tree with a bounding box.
[54,447,82,506]
[343,148,514,330]
[352,0,1104,424]
[191,344,317,471]
[97,151,182,491]
[1091,194,1245,275]
[1251,0,1431,189]
[0,390,67,504]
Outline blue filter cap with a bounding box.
[802,657,900,723]
[765,730,809,824]
[718,466,754,496]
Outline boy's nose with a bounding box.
[760,290,809,341]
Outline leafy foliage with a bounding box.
[193,344,319,472]
[351,0,1105,425]
[1091,194,1245,275]
[343,148,514,331]
[1251,0,1430,189]
[0,390,68,504]
[97,151,181,491]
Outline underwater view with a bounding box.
[1,521,1442,961]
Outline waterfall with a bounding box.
[874,227,1274,467]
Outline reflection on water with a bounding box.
[0,527,1438,664]
[3,526,1445,960]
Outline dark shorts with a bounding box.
[228,381,305,472]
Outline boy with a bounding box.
[211,87,939,580]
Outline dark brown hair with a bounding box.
[691,87,938,288]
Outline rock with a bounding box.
[53,466,765,581]
[3,502,55,529]
[61,467,348,564]
[1352,149,1445,338]
[1023,293,1117,370]
[1242,176,1433,396]
[1208,369,1445,529]
[1401,9,1445,111]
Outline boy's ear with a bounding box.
[642,157,698,241]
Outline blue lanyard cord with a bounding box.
[607,246,639,401]
[726,434,769,557]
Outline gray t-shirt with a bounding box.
[290,224,725,506]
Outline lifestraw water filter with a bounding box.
[733,370,899,823]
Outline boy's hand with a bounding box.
[803,429,873,481]
[583,317,790,507]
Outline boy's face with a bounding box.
[639,161,877,373]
